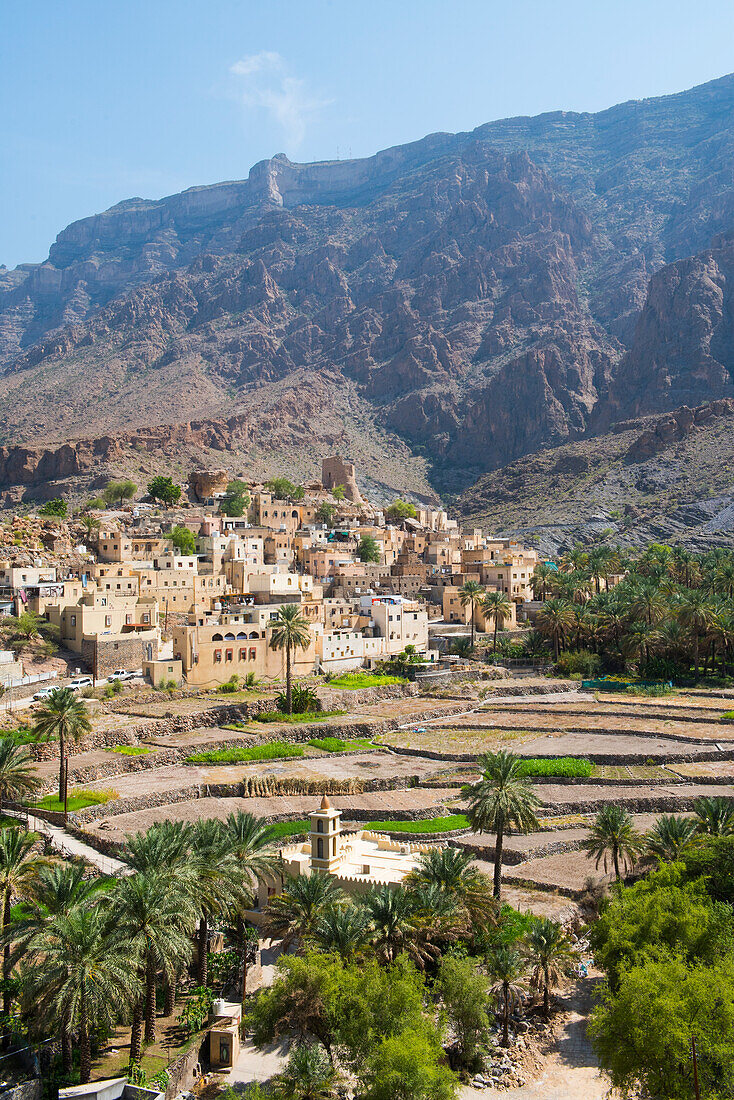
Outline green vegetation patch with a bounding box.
[366,814,470,833]
[516,757,593,778]
[722,711,734,721]
[253,710,345,724]
[307,737,375,752]
[35,788,118,812]
[185,741,304,764]
[267,818,311,840]
[107,745,151,756]
[327,672,408,689]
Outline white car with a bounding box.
[69,676,93,690]
[32,687,55,700]
[108,669,136,682]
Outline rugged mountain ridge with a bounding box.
[1,73,733,498]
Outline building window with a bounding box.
[142,613,150,624]
[226,649,233,662]
[317,838,324,859]
[214,650,222,663]
[317,819,323,833]
[239,649,246,661]
[70,615,76,627]
[249,648,256,660]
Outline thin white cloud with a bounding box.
[229,51,331,149]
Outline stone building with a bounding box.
[321,455,363,504]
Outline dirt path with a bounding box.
[461,974,615,1100]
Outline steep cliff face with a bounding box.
[604,235,734,421]
[1,74,733,495]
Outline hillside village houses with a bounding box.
[0,456,539,688]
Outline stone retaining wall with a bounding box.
[165,1033,208,1100]
[317,682,418,709]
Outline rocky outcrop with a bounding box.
[187,469,230,501]
[624,399,734,462]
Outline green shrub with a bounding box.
[185,742,304,764]
[328,672,407,689]
[625,683,676,697]
[107,745,151,756]
[217,675,240,695]
[722,711,734,721]
[554,649,602,677]
[277,683,321,713]
[516,757,593,778]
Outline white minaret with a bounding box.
[310,795,342,874]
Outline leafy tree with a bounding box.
[317,502,337,528]
[147,476,181,506]
[487,946,526,1047]
[481,589,513,654]
[646,814,698,862]
[166,524,197,555]
[269,605,312,714]
[384,499,417,523]
[0,738,41,809]
[588,864,730,987]
[20,907,139,1084]
[435,953,490,1067]
[85,497,106,511]
[33,688,91,804]
[360,1024,458,1100]
[331,485,346,501]
[458,580,483,651]
[589,953,734,1099]
[39,498,67,518]
[465,751,540,899]
[357,535,381,563]
[221,480,250,518]
[580,804,645,883]
[103,480,137,507]
[524,917,575,1017]
[266,873,343,951]
[267,478,302,501]
[681,834,734,903]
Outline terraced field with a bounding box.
[28,681,734,903]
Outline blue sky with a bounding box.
[2,0,733,268]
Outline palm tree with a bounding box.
[465,751,540,900]
[406,846,495,928]
[0,739,41,809]
[627,581,667,627]
[488,946,526,1047]
[481,590,513,654]
[535,599,573,660]
[21,907,139,1084]
[560,547,589,574]
[677,589,717,677]
[646,815,698,862]
[524,917,575,1017]
[269,605,312,714]
[221,811,280,1014]
[275,1042,340,1100]
[362,884,434,967]
[313,904,370,959]
[580,805,645,882]
[266,873,342,952]
[110,869,196,1057]
[33,688,91,805]
[587,546,619,594]
[693,796,734,836]
[190,820,244,986]
[459,580,484,651]
[531,564,555,602]
[0,828,45,1027]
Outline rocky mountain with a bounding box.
[1,73,733,502]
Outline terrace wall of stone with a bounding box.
[317,682,418,708]
[383,742,734,766]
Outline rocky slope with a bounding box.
[0,73,733,499]
[457,399,734,554]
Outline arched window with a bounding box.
[236,632,247,640]
[317,820,323,833]
[317,838,324,859]
[224,632,235,640]
[249,631,259,639]
[212,633,223,641]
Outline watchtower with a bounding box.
[310,795,342,873]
